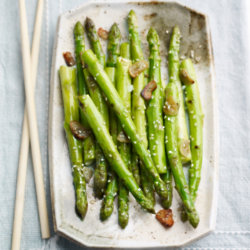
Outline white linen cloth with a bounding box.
[0,0,250,249]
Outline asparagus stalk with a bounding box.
[128,10,147,146]
[118,177,129,228]
[147,27,173,208]
[168,26,191,163]
[84,17,111,198]
[116,42,132,228]
[79,95,155,212]
[100,171,118,220]
[100,24,121,220]
[160,170,173,209]
[81,49,169,200]
[146,27,167,174]
[59,66,87,219]
[116,43,132,163]
[164,82,199,228]
[74,21,95,166]
[140,51,156,206]
[85,17,105,66]
[128,11,156,203]
[100,68,118,220]
[83,68,109,198]
[164,28,199,228]
[180,58,203,203]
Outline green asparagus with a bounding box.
[164,28,199,228]
[160,170,173,209]
[106,23,120,67]
[168,26,191,163]
[79,95,155,213]
[83,68,109,198]
[164,82,199,228]
[116,42,132,228]
[128,10,147,146]
[84,17,111,198]
[81,49,169,200]
[85,17,105,66]
[100,24,121,220]
[146,27,173,208]
[59,66,87,219]
[146,27,167,174]
[118,178,129,228]
[74,21,95,166]
[100,68,118,220]
[116,44,132,167]
[180,59,203,203]
[128,10,154,202]
[100,171,118,220]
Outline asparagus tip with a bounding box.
[128,9,135,16]
[100,205,113,221]
[74,21,84,36]
[75,202,88,220]
[85,17,95,30]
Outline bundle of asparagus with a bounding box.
[59,10,203,229]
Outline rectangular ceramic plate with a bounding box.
[49,0,219,248]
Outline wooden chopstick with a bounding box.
[12,0,50,248]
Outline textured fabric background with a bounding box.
[0,0,250,249]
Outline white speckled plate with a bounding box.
[49,0,219,248]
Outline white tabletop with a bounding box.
[1,0,249,249]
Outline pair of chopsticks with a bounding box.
[12,0,50,249]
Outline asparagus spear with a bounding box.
[116,42,132,228]
[74,21,95,166]
[85,17,105,66]
[128,10,144,61]
[100,68,118,220]
[118,177,129,228]
[116,43,132,165]
[128,11,156,204]
[83,68,109,198]
[106,23,120,67]
[164,82,199,228]
[146,27,167,174]
[147,27,173,208]
[84,17,111,198]
[100,171,118,221]
[168,26,191,163]
[59,66,87,219]
[128,10,147,147]
[81,49,169,200]
[164,28,199,228]
[100,24,121,220]
[160,170,173,209]
[79,95,155,212]
[105,23,121,147]
[179,58,203,207]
